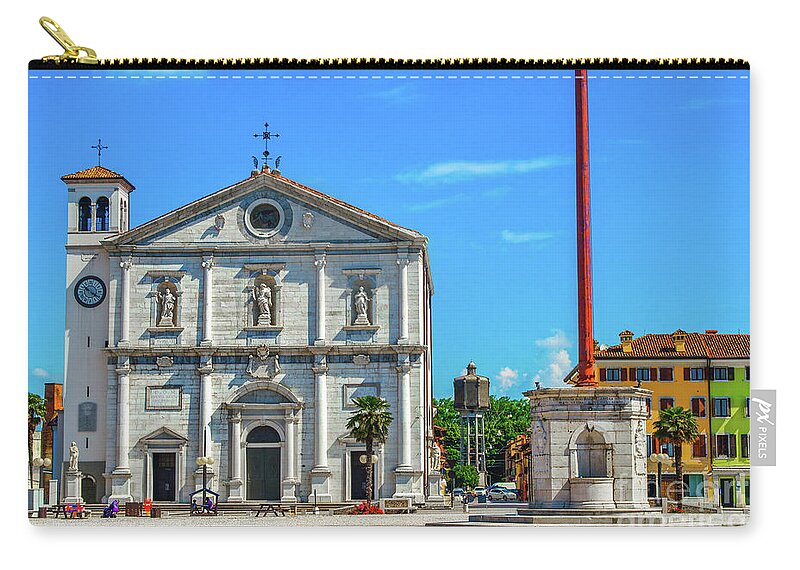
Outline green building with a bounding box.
[708,334,750,509]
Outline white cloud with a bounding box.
[495,367,519,391]
[501,229,554,243]
[398,155,570,184]
[532,329,573,387]
[408,193,468,213]
[534,329,571,349]
[32,367,50,378]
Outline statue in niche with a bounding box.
[252,282,273,326]
[353,285,372,326]
[429,442,441,471]
[68,441,79,471]
[157,287,176,326]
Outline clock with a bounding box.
[75,276,107,308]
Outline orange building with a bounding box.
[503,433,530,501]
[595,329,749,503]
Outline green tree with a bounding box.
[28,393,46,488]
[652,406,701,507]
[434,396,530,483]
[345,396,393,504]
[452,464,479,490]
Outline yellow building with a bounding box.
[595,329,749,503]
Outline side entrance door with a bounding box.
[720,477,735,508]
[246,447,281,501]
[152,453,176,501]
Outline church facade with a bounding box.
[60,163,438,504]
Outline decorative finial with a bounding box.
[91,138,108,166]
[253,121,280,171]
[274,156,282,172]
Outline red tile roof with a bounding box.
[596,332,749,359]
[61,166,135,189]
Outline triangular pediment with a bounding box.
[140,426,189,445]
[106,172,424,249]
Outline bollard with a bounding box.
[462,498,469,513]
[38,506,48,518]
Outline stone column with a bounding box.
[314,253,327,344]
[201,255,214,346]
[397,256,409,343]
[227,409,243,502]
[396,359,412,469]
[119,257,132,346]
[110,358,132,501]
[310,354,332,502]
[282,410,298,503]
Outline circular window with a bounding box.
[244,199,285,237]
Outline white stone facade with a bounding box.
[61,167,436,504]
[525,386,651,510]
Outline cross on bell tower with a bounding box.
[91,138,108,166]
[253,122,280,172]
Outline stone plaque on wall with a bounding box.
[343,383,379,408]
[77,401,97,432]
[146,386,182,411]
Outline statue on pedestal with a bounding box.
[354,286,371,326]
[68,441,79,472]
[253,283,273,326]
[157,288,176,326]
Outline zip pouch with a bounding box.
[28,17,750,527]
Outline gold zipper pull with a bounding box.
[39,16,98,64]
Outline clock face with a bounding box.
[75,276,106,308]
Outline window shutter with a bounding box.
[728,367,735,381]
[699,398,705,417]
[620,368,628,381]
[629,368,636,382]
[727,397,732,416]
[729,434,737,457]
[600,368,607,382]
[650,367,658,381]
[660,367,673,381]
[683,367,691,381]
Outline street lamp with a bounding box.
[649,453,671,500]
[31,457,52,488]
[358,454,378,464]
[195,453,215,512]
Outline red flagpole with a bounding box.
[574,69,596,387]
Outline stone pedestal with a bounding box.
[64,470,83,504]
[393,466,424,503]
[310,467,332,503]
[281,479,299,503]
[525,386,651,511]
[109,469,132,502]
[226,478,244,502]
[426,471,445,503]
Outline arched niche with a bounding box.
[243,266,284,330]
[156,281,179,327]
[342,269,381,329]
[569,424,613,479]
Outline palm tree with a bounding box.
[652,406,701,508]
[28,393,47,488]
[345,396,393,504]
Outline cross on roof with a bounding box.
[253,122,280,169]
[91,138,108,165]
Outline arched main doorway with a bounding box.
[81,475,97,504]
[245,425,282,501]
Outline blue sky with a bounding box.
[28,69,749,399]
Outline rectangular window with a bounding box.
[712,367,736,381]
[635,368,651,382]
[746,397,750,417]
[684,474,705,498]
[659,397,674,411]
[741,434,749,458]
[658,440,674,457]
[715,434,730,458]
[713,397,731,417]
[659,367,673,382]
[692,435,707,458]
[745,366,750,382]
[689,368,705,381]
[605,368,621,381]
[646,434,653,457]
[691,397,706,418]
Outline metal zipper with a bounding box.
[32,16,749,70]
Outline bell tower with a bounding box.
[60,164,135,501]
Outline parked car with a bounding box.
[473,487,487,497]
[487,487,518,501]
[452,488,465,497]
